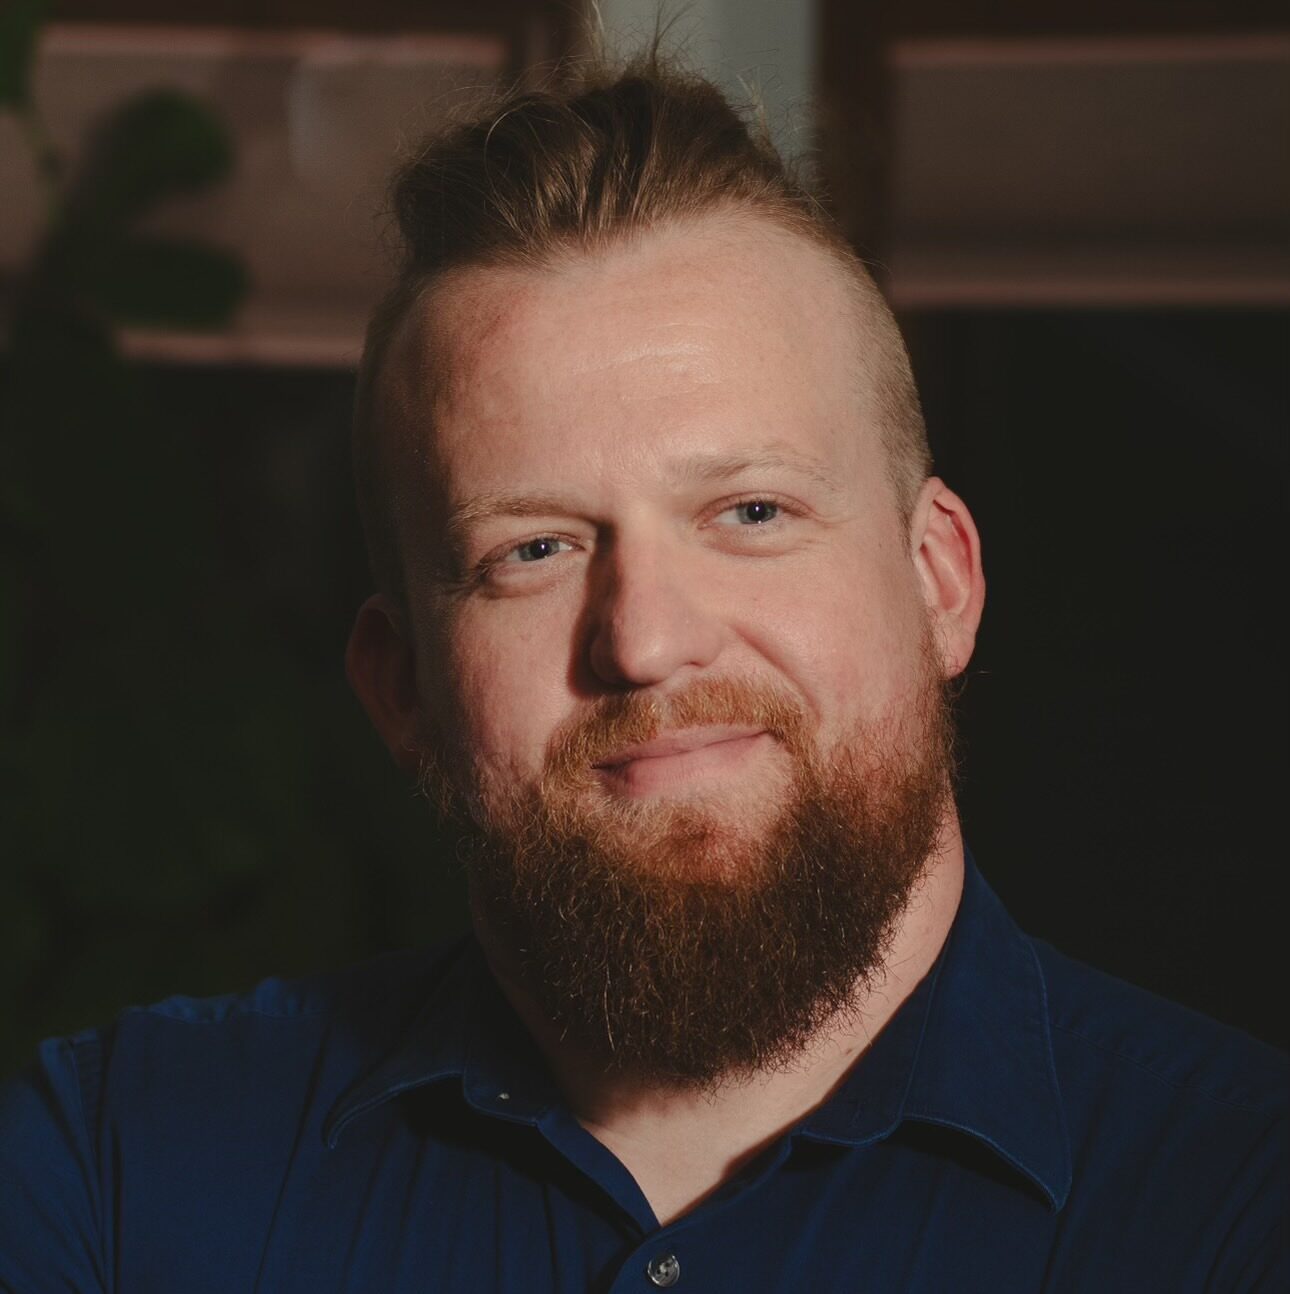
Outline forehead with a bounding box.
[382,214,883,521]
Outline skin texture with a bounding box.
[347,212,985,1223]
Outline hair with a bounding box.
[353,50,932,605]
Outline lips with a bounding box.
[593,726,769,770]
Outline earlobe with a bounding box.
[910,477,986,679]
[345,594,422,774]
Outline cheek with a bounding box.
[732,548,927,732]
[434,602,571,781]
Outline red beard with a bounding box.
[420,644,956,1089]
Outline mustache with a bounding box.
[543,676,810,781]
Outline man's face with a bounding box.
[366,214,978,1082]
[393,215,938,833]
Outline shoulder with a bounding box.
[123,940,463,1028]
[1034,937,1287,1118]
[77,943,465,1113]
[1031,939,1287,1288]
[91,940,468,1129]
[2,939,469,1136]
[0,941,469,1291]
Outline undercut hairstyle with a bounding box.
[353,52,932,605]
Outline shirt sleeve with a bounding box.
[0,1035,107,1294]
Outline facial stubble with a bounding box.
[419,648,956,1090]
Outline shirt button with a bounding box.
[646,1252,681,1287]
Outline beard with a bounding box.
[418,638,956,1090]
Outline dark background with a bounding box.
[913,308,1286,1045]
[2,0,1286,1071]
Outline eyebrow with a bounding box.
[445,447,842,541]
[672,448,840,492]
[444,492,576,547]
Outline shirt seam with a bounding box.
[1050,1020,1282,1115]
[1025,936,1073,1208]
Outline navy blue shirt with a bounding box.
[2,858,1286,1292]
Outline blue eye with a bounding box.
[510,536,570,563]
[730,500,779,525]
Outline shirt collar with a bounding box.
[324,856,1071,1210]
[800,854,1072,1210]
[324,937,558,1149]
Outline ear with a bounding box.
[909,477,985,679]
[345,593,422,775]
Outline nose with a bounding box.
[586,535,725,690]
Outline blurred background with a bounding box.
[1,0,1286,1074]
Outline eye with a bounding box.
[504,535,573,564]
[717,498,781,526]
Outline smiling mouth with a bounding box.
[593,726,772,794]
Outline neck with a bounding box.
[478,817,966,1225]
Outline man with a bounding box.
[1,56,1285,1292]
